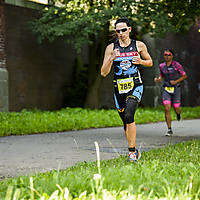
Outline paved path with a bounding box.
[0,119,200,179]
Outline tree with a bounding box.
[31,0,200,108]
[162,0,200,32]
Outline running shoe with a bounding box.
[129,149,141,162]
[165,129,173,136]
[176,114,181,121]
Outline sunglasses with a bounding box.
[164,53,172,56]
[116,28,128,33]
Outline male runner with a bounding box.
[101,18,153,162]
[154,49,187,136]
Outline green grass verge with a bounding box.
[0,106,200,136]
[0,140,200,199]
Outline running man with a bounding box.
[101,18,153,162]
[154,49,187,136]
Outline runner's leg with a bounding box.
[114,93,126,133]
[172,87,181,121]
[125,85,143,161]
[126,122,136,148]
[124,97,138,148]
[114,85,142,161]
[163,88,172,129]
[164,104,172,129]
[117,110,127,135]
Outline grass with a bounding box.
[0,140,200,199]
[0,106,200,136]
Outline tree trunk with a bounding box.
[87,34,97,86]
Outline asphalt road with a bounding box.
[0,119,200,180]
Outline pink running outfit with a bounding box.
[159,61,186,107]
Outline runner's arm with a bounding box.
[134,41,153,67]
[101,43,115,77]
[170,63,187,85]
[154,63,164,83]
[170,73,187,85]
[154,76,164,83]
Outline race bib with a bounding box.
[165,87,174,94]
[117,77,134,94]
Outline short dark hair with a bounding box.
[164,49,175,56]
[115,18,131,28]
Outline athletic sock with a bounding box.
[177,114,181,121]
[128,147,136,152]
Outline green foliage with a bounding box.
[161,0,200,33]
[0,106,199,136]
[31,0,189,51]
[0,140,200,199]
[31,0,200,51]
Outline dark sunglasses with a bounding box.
[116,28,128,33]
[164,53,172,56]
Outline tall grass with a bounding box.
[0,140,200,199]
[0,106,199,136]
